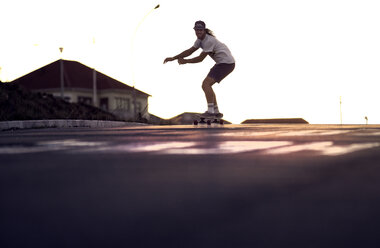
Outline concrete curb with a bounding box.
[0,120,147,131]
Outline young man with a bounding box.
[163,20,235,118]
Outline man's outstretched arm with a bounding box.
[164,47,198,64]
[178,52,209,64]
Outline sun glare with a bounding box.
[1,0,379,124]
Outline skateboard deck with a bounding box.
[193,114,224,125]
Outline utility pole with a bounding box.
[92,37,97,107]
[59,47,64,99]
[340,96,342,125]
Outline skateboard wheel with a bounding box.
[207,120,211,125]
[219,120,224,125]
[193,120,198,125]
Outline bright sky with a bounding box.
[1,0,380,124]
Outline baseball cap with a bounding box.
[193,21,206,30]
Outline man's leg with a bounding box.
[202,76,218,114]
[202,63,234,116]
[202,76,217,105]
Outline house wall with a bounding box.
[41,88,93,104]
[99,90,149,121]
[36,88,149,121]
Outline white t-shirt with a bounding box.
[193,34,235,64]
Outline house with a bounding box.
[12,59,151,121]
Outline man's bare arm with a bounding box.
[164,47,198,64]
[178,52,209,64]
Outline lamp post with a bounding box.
[131,4,160,120]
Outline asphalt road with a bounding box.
[1,124,380,248]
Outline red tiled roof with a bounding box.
[12,60,150,97]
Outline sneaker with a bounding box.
[214,112,223,118]
[200,111,216,118]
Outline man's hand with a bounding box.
[163,57,175,64]
[164,47,198,64]
[178,58,187,65]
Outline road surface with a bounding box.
[1,124,380,247]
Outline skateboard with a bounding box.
[193,114,224,126]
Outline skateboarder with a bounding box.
[163,20,235,118]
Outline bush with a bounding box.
[0,83,121,121]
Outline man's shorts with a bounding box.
[207,63,235,83]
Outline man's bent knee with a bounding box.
[202,76,216,89]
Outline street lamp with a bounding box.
[131,4,160,120]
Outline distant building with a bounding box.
[12,60,151,121]
[241,118,309,124]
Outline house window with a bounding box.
[135,102,142,113]
[100,98,109,111]
[78,96,92,105]
[115,97,130,111]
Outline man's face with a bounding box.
[195,29,206,40]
